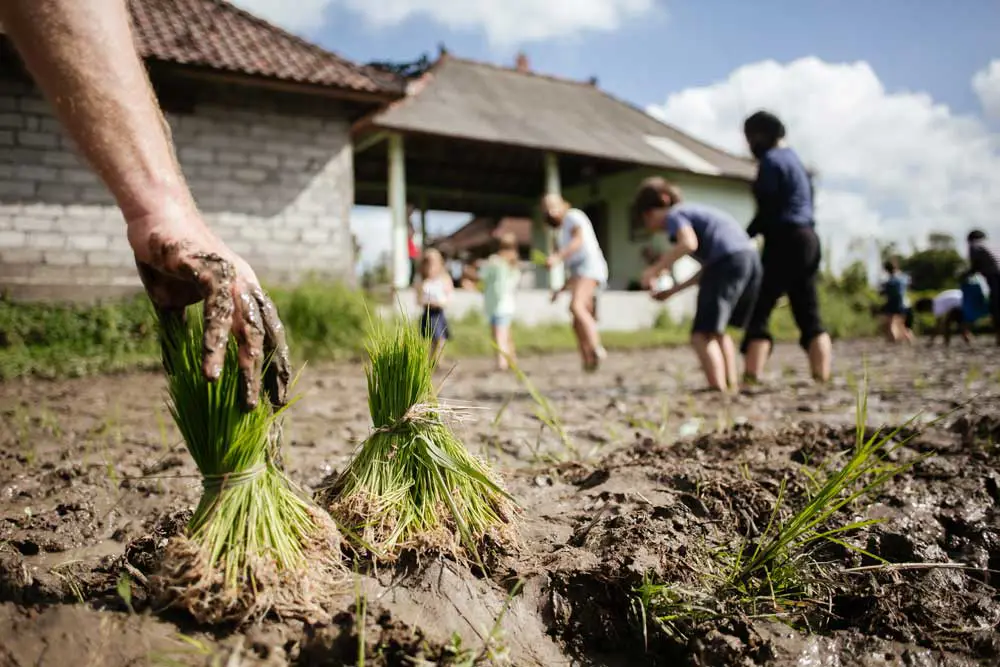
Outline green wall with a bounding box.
[561,168,755,290]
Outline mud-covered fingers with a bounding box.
[233,289,265,411]
[193,255,236,382]
[254,288,291,408]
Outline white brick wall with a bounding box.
[0,74,356,299]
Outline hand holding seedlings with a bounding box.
[137,220,291,411]
[0,0,289,411]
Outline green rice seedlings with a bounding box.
[321,317,517,563]
[153,311,341,624]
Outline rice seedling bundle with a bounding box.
[322,318,516,562]
[153,312,340,624]
[530,248,549,267]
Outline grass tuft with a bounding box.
[634,380,920,640]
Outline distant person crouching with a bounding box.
[632,177,762,392]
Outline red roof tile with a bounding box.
[128,0,402,97]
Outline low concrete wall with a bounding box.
[387,287,697,331]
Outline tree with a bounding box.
[900,248,964,291]
[836,260,870,294]
[927,232,956,252]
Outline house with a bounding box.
[430,216,533,261]
[352,51,757,297]
[0,0,403,299]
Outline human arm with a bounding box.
[642,221,698,288]
[0,0,288,409]
[546,216,584,267]
[747,156,781,238]
[652,269,702,301]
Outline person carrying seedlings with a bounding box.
[961,229,1000,346]
[542,193,609,371]
[480,232,522,371]
[632,177,762,392]
[879,257,914,344]
[914,288,971,346]
[417,248,454,361]
[741,111,833,384]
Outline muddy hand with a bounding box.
[134,230,289,411]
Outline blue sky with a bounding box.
[236,0,1000,271]
[314,0,998,118]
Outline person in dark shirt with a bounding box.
[632,177,762,392]
[741,111,833,384]
[961,229,1000,346]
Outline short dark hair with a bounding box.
[883,257,899,273]
[914,298,934,313]
[743,110,786,143]
[968,229,987,243]
[630,177,682,224]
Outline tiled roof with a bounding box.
[128,0,403,97]
[361,57,755,180]
[433,217,533,256]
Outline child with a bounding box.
[880,258,914,344]
[417,248,453,362]
[631,177,762,392]
[480,233,521,371]
[914,288,969,346]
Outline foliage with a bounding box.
[0,279,905,381]
[900,248,965,291]
[269,280,370,360]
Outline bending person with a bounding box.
[632,178,761,392]
[543,194,609,371]
[0,0,289,410]
[740,111,832,383]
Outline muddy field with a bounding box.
[1,340,999,666]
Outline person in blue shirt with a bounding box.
[632,177,762,392]
[880,257,914,344]
[741,111,833,384]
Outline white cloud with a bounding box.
[228,0,331,32]
[973,59,1000,119]
[648,57,1000,270]
[231,0,657,47]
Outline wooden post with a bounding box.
[544,152,564,291]
[388,133,408,290]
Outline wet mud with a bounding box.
[1,340,998,666]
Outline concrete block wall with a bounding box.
[0,74,356,300]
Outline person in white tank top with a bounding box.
[542,193,608,372]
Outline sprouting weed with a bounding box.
[354,566,367,667]
[51,562,85,603]
[506,355,575,460]
[965,364,982,391]
[148,634,218,667]
[117,572,135,614]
